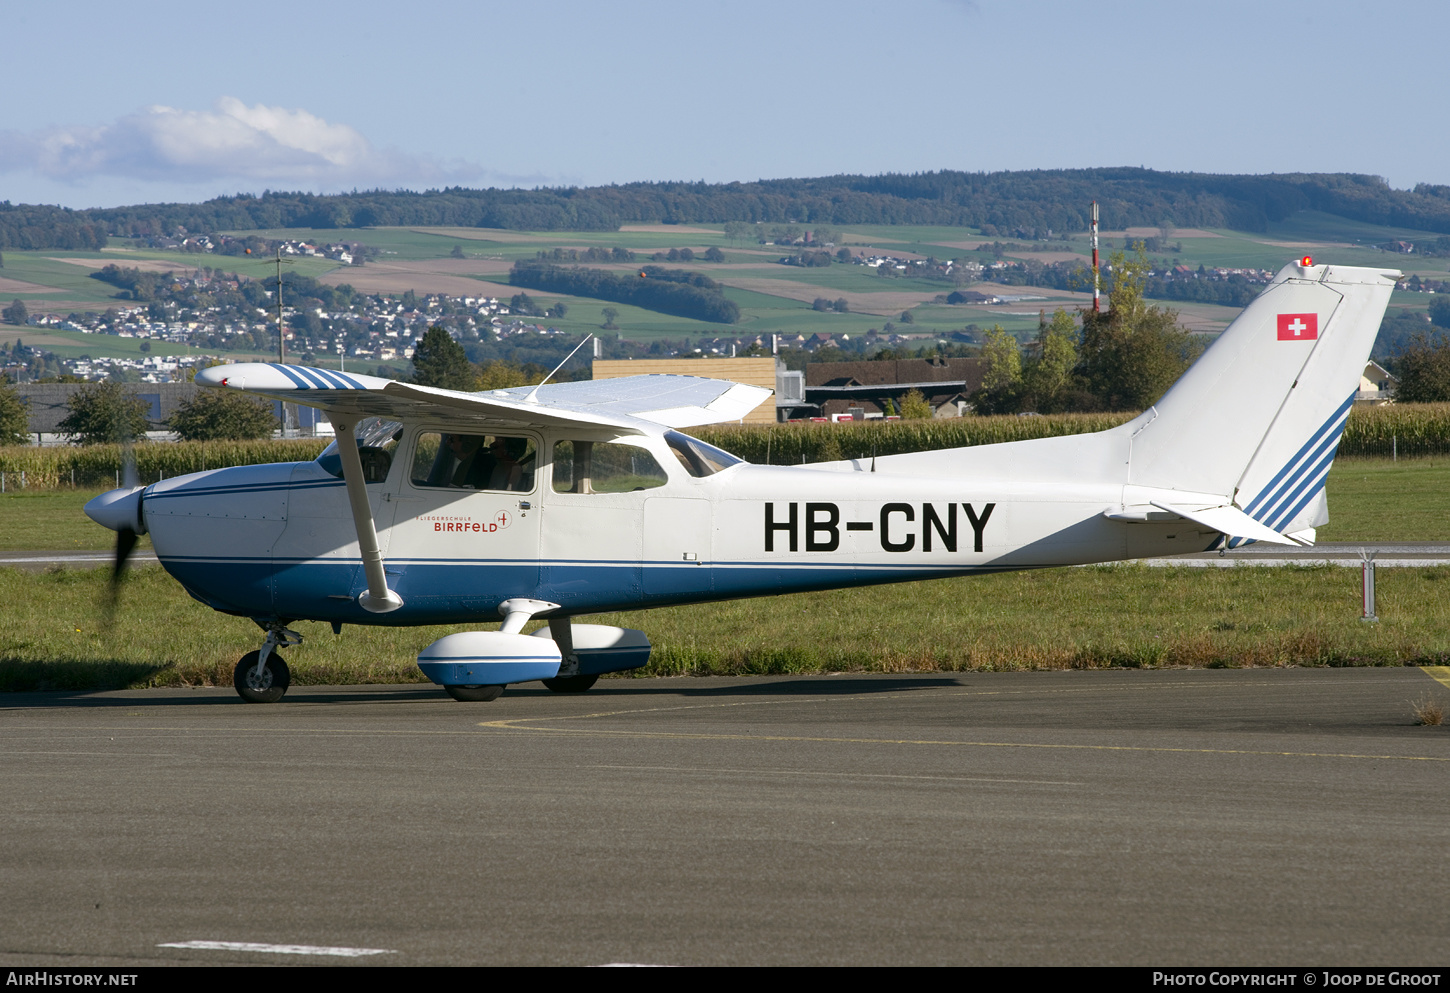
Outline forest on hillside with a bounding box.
[7,169,1450,249]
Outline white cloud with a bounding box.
[0,98,484,189]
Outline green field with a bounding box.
[2,545,1445,694]
[5,207,1445,358]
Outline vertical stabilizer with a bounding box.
[1127,261,1397,530]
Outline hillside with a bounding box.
[7,169,1450,250]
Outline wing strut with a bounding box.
[333,417,404,613]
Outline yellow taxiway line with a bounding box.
[1420,666,1450,689]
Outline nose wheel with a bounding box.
[234,624,302,703]
[234,650,290,703]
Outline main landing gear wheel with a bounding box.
[445,684,505,702]
[234,650,290,704]
[542,674,599,694]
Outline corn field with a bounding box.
[1338,403,1450,457]
[695,413,1138,464]
[0,439,329,490]
[697,404,1450,463]
[0,404,1444,491]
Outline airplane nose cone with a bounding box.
[84,486,147,534]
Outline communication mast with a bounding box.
[1091,200,1100,314]
[272,246,297,435]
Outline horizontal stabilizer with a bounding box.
[1148,501,1301,546]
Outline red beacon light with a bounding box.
[1300,255,1314,267]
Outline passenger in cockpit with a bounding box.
[487,437,528,490]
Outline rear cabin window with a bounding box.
[552,440,667,494]
[411,433,537,492]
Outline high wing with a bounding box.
[193,363,773,431]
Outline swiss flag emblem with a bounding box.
[1277,313,1318,341]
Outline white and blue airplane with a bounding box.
[85,258,1399,702]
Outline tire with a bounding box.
[445,684,505,702]
[541,674,599,694]
[234,650,290,704]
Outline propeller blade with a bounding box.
[103,525,138,625]
[120,439,139,490]
[104,482,144,622]
[113,527,138,585]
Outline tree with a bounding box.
[899,310,915,324]
[1429,295,1450,329]
[1076,246,1199,411]
[476,360,533,391]
[3,299,27,326]
[899,388,932,420]
[169,390,278,441]
[813,298,831,312]
[0,379,29,444]
[411,326,475,391]
[509,292,538,316]
[450,245,466,259]
[601,307,619,330]
[704,246,725,262]
[836,248,852,263]
[546,302,568,319]
[1392,332,1450,402]
[56,381,151,445]
[969,326,1024,414]
[833,298,849,313]
[1021,308,1079,412]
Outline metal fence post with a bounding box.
[1361,549,1378,623]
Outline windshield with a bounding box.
[664,431,745,477]
[316,417,404,481]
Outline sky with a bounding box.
[3,0,1447,210]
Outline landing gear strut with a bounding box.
[234,624,301,703]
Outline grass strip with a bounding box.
[3,563,1447,693]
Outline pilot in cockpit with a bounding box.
[443,433,490,488]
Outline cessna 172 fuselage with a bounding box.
[85,259,1399,702]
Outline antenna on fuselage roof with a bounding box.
[525,333,595,404]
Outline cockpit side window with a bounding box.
[410,432,537,492]
[315,417,402,483]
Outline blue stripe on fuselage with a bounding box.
[155,556,1018,624]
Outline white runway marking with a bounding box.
[159,940,396,957]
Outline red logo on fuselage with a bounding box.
[1277,313,1318,341]
[425,511,512,533]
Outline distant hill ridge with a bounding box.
[5,168,1450,249]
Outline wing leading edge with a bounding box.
[194,363,772,431]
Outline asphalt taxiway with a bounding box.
[2,669,1448,966]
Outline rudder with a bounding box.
[1127,260,1398,538]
